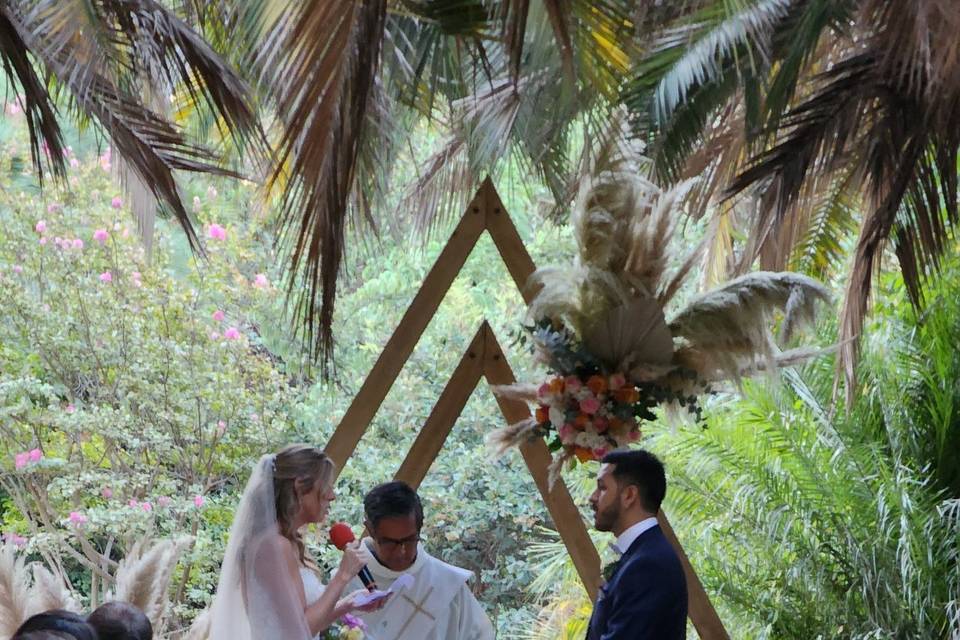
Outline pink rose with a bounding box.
[111,196,123,209]
[194,495,205,508]
[593,447,609,459]
[223,327,240,340]
[608,373,627,391]
[28,449,42,462]
[212,309,225,322]
[207,223,226,241]
[579,397,601,415]
[102,487,113,499]
[558,423,575,442]
[593,416,609,433]
[99,271,112,283]
[564,376,582,392]
[93,229,109,244]
[68,511,87,526]
[35,220,47,233]
[537,383,552,400]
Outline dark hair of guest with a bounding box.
[12,610,97,640]
[364,481,424,530]
[87,601,153,640]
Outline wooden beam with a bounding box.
[394,326,486,489]
[324,188,488,473]
[658,511,730,640]
[480,178,539,304]
[480,323,602,601]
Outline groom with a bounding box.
[586,449,687,639]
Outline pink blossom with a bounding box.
[564,376,583,392]
[69,158,79,168]
[207,223,226,241]
[558,423,575,442]
[28,449,42,462]
[68,511,87,526]
[131,272,142,287]
[6,102,21,115]
[65,404,75,413]
[93,228,109,244]
[128,499,139,509]
[13,265,23,273]
[140,501,153,512]
[209,331,220,340]
[608,373,627,391]
[157,496,172,508]
[580,397,601,415]
[14,452,29,470]
[537,383,552,400]
[111,196,123,209]
[39,237,47,246]
[3,532,26,547]
[194,495,205,508]
[223,327,240,340]
[212,309,225,322]
[47,203,62,214]
[102,487,113,499]
[72,238,84,250]
[216,420,227,436]
[99,271,112,283]
[253,273,269,289]
[593,416,609,433]
[35,220,47,233]
[593,447,609,459]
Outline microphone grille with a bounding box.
[329,522,355,549]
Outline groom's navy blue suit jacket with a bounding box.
[586,524,687,640]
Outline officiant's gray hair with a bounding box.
[364,481,424,530]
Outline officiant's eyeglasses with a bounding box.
[376,534,420,552]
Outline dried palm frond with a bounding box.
[486,417,538,457]
[582,297,673,371]
[112,537,192,633]
[0,544,31,637]
[488,383,539,404]
[26,564,78,618]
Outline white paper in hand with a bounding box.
[353,573,415,607]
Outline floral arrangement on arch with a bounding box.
[491,122,831,482]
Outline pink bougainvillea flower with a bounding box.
[253,273,269,288]
[194,495,205,508]
[39,237,47,246]
[102,487,113,499]
[216,420,227,436]
[157,496,172,508]
[212,309,225,322]
[65,404,75,413]
[111,196,123,209]
[223,327,240,340]
[14,452,29,470]
[579,397,601,415]
[28,449,42,462]
[35,220,47,233]
[69,157,79,168]
[207,223,226,241]
[3,532,27,547]
[68,511,87,526]
[72,238,84,250]
[93,229,109,244]
[141,501,153,512]
[99,271,112,283]
[131,272,142,287]
[6,101,21,115]
[13,265,23,273]
[128,499,139,509]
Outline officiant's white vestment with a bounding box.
[348,539,494,640]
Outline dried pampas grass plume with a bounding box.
[0,544,31,638]
[111,537,192,634]
[26,564,78,618]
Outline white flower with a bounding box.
[548,406,566,428]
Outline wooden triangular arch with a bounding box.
[324,179,729,638]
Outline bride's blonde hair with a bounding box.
[273,444,335,566]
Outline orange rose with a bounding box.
[535,406,549,424]
[586,375,607,395]
[548,376,565,394]
[573,446,596,463]
[574,413,590,429]
[614,387,640,404]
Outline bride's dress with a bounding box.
[301,568,327,640]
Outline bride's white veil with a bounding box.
[209,454,312,640]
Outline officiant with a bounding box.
[344,481,494,640]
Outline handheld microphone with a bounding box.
[329,522,378,592]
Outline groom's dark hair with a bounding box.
[88,601,153,640]
[602,449,666,514]
[364,481,424,530]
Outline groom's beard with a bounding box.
[593,500,621,532]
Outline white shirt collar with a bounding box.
[612,517,658,556]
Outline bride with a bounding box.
[209,444,382,639]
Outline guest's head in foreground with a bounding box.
[273,444,337,564]
[590,449,666,536]
[363,481,424,571]
[87,601,152,640]
[12,610,97,640]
